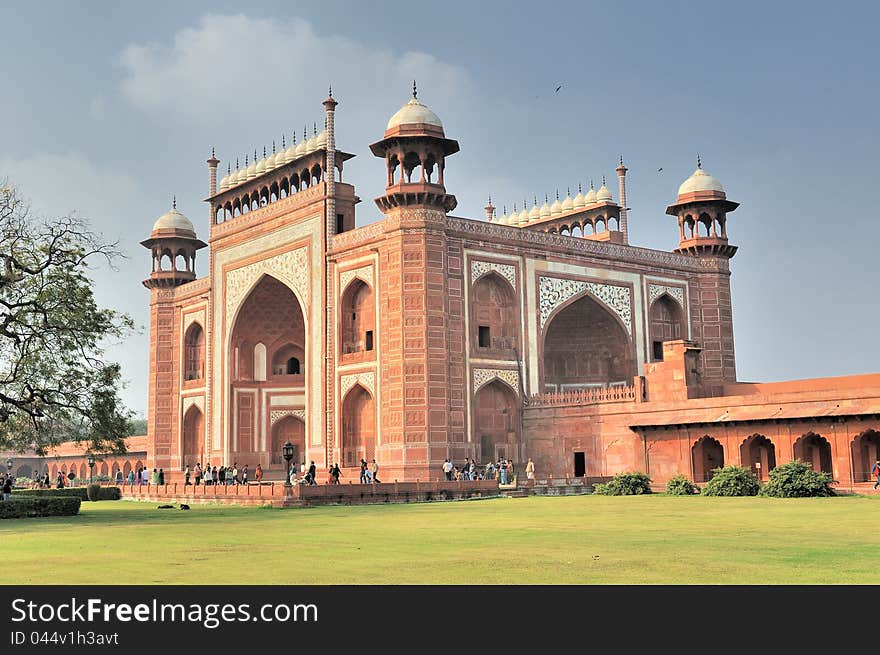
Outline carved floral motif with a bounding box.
[225,246,309,327]
[473,368,520,396]
[648,284,685,307]
[471,260,517,290]
[270,409,305,425]
[340,371,375,399]
[539,275,632,334]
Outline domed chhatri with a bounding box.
[386,97,444,132]
[150,203,196,238]
[675,157,726,200]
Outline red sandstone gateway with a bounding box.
[11,87,879,494]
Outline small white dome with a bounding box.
[596,184,612,202]
[517,207,530,226]
[255,157,267,176]
[550,197,562,215]
[573,188,586,208]
[498,210,508,225]
[561,191,574,212]
[539,198,552,218]
[152,206,195,235]
[306,134,318,152]
[236,165,248,184]
[678,167,724,196]
[315,130,327,149]
[282,141,296,165]
[386,97,444,131]
[246,158,258,180]
[584,185,597,205]
[218,173,230,192]
[265,151,277,171]
[295,138,308,157]
[528,202,541,221]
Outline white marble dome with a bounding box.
[678,167,724,196]
[152,206,194,235]
[387,97,444,131]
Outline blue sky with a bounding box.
[2,0,879,416]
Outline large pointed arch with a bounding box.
[649,293,687,361]
[182,404,205,469]
[692,435,724,482]
[473,379,520,465]
[339,278,375,356]
[794,432,833,475]
[542,292,635,392]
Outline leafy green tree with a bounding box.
[0,182,134,455]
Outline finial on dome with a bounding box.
[272,140,276,154]
[545,193,549,203]
[412,79,418,99]
[172,195,176,209]
[244,154,248,165]
[292,131,296,144]
[578,182,582,193]
[263,146,267,157]
[697,153,702,169]
[282,135,286,148]
[619,155,623,166]
[533,195,537,206]
[227,163,231,174]
[236,157,240,168]
[313,122,317,136]
[503,205,507,214]
[602,175,606,186]
[212,147,215,158]
[303,126,307,140]
[488,194,492,205]
[590,179,595,189]
[329,84,333,97]
[556,189,560,200]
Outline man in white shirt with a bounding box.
[442,459,453,481]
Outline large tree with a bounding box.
[0,182,135,455]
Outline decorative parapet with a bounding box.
[340,371,375,399]
[471,260,517,290]
[648,283,685,307]
[225,246,310,327]
[331,221,385,250]
[527,385,636,407]
[270,409,305,425]
[539,275,632,334]
[472,368,520,396]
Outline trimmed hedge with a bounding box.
[593,472,653,495]
[760,460,836,497]
[701,465,760,496]
[13,486,121,501]
[665,474,700,495]
[0,496,81,519]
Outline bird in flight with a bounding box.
[555,84,563,93]
[657,167,663,172]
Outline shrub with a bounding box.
[700,465,760,496]
[14,486,120,501]
[759,460,836,497]
[0,496,81,519]
[593,471,653,495]
[87,484,101,501]
[13,487,89,500]
[665,475,699,495]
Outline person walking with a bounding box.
[157,469,165,486]
[184,465,191,486]
[442,459,453,481]
[307,461,316,486]
[204,466,212,486]
[359,458,368,484]
[872,459,880,489]
[242,464,248,485]
[371,458,380,484]
[127,468,135,485]
[2,474,13,500]
[255,464,263,484]
[525,457,536,482]
[194,463,202,486]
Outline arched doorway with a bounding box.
[852,429,880,482]
[341,385,376,468]
[123,461,132,478]
[230,275,306,460]
[794,432,833,475]
[474,379,519,465]
[79,463,87,479]
[340,279,375,355]
[543,294,635,392]
[182,405,205,469]
[271,415,305,466]
[471,273,518,355]
[15,465,32,479]
[649,295,686,361]
[692,436,724,482]
[740,434,776,481]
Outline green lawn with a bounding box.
[3,494,879,584]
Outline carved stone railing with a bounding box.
[527,384,637,407]
[331,220,385,250]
